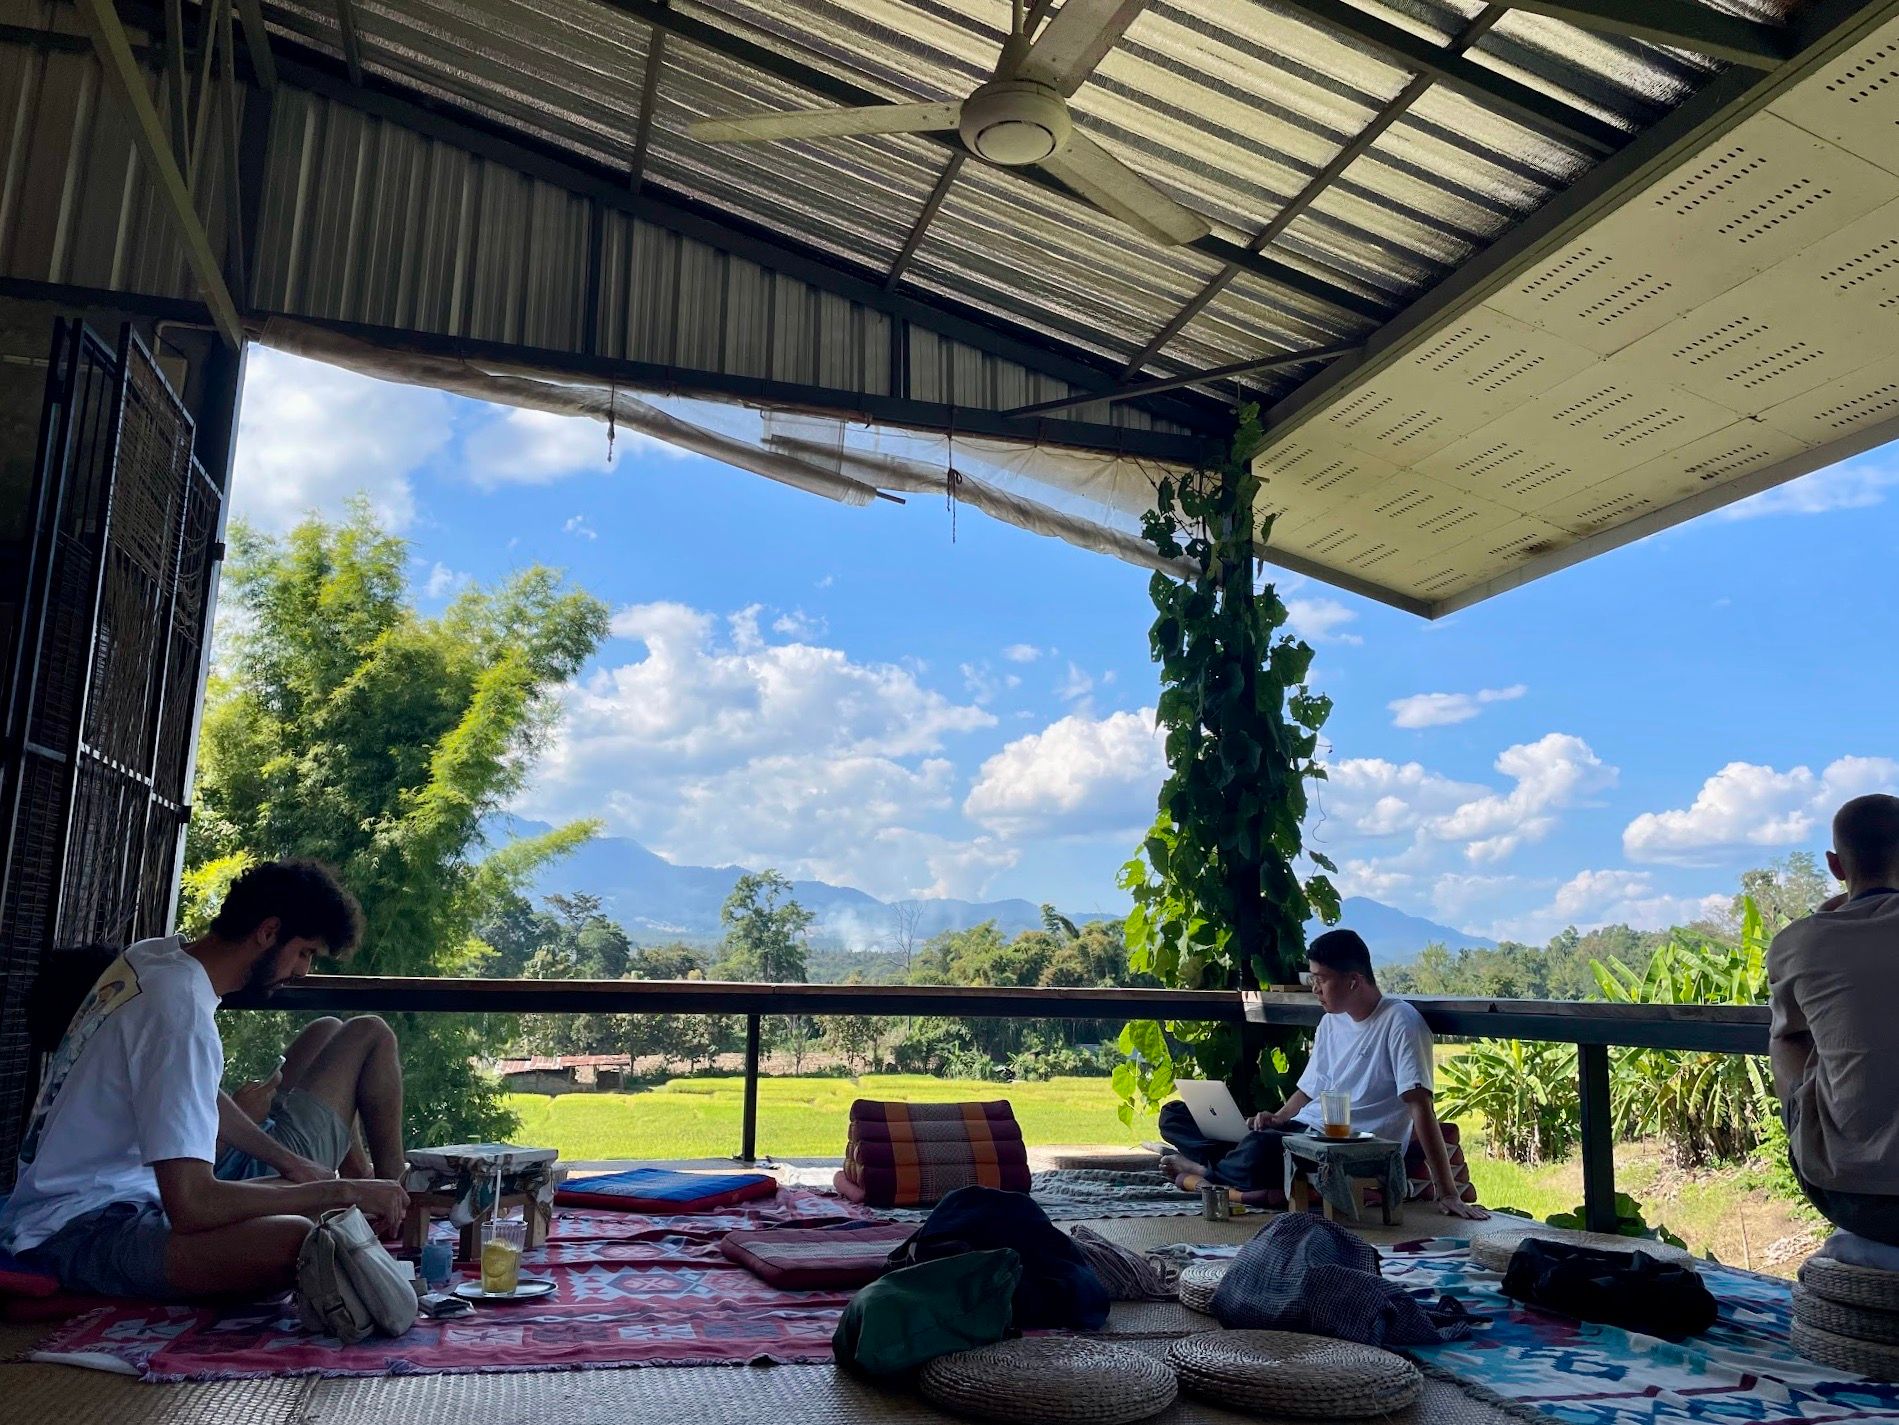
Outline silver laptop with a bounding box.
[1174,1079,1250,1143]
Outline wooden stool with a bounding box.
[401,1189,553,1260]
[1282,1133,1406,1227]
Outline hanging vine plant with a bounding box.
[1113,403,1339,1126]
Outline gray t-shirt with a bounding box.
[1769,894,1899,1194]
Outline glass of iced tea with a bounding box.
[480,1218,526,1294]
[1319,1091,1352,1139]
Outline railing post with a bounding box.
[736,1013,761,1165]
[1577,1042,1616,1234]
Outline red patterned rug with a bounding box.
[31,1190,883,1382]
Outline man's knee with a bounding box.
[341,1015,397,1054]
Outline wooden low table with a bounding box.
[400,1188,553,1259]
[1282,1132,1406,1226]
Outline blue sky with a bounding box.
[230,347,1899,944]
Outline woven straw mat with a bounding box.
[1166,1330,1422,1418]
[1793,1284,1899,1345]
[1792,1318,1899,1381]
[1468,1223,1693,1274]
[1799,1255,1899,1312]
[1177,1260,1228,1316]
[918,1338,1177,1425]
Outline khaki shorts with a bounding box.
[212,1088,353,1180]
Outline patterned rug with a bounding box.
[779,1165,1202,1222]
[1381,1237,1899,1425]
[30,1190,878,1382]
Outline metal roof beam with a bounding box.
[1124,5,1506,378]
[1279,0,1626,155]
[1007,342,1361,418]
[72,0,243,346]
[885,152,962,291]
[1254,0,1899,470]
[627,24,664,189]
[232,0,275,89]
[334,0,363,83]
[1504,0,1792,69]
[588,0,1386,322]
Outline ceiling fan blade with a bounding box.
[689,101,962,144]
[1041,132,1209,245]
[1010,0,1152,95]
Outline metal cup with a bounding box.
[1200,1183,1229,1220]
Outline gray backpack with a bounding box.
[295,1206,419,1344]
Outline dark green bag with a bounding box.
[831,1248,1022,1377]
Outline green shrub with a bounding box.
[1529,1193,1689,1251]
[1439,1038,1580,1164]
[1592,899,1775,1167]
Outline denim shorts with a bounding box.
[19,1199,176,1299]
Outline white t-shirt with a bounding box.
[1292,995,1435,1148]
[0,936,224,1253]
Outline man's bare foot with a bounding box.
[1159,1152,1209,1187]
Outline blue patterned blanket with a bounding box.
[1380,1238,1899,1425]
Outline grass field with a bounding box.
[508,1072,1824,1275]
[505,1074,1151,1160]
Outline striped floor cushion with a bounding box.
[719,1223,914,1289]
[841,1099,1029,1208]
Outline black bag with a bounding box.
[1501,1239,1716,1341]
[888,1185,1109,1330]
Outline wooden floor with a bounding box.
[0,1165,1525,1425]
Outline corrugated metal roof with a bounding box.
[232,0,1772,403]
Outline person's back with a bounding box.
[1770,894,1899,1192]
[1769,792,1899,1243]
[0,936,222,1255]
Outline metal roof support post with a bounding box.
[334,0,364,84]
[75,0,245,347]
[885,152,964,291]
[627,18,664,190]
[1006,342,1361,418]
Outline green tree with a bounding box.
[716,871,813,982]
[189,504,608,1143]
[1732,852,1833,934]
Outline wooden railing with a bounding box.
[248,977,1771,1234]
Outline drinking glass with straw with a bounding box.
[479,1161,524,1293]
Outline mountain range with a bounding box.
[505,820,1495,965]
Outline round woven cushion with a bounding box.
[1794,1284,1899,1345]
[1793,1318,1899,1381]
[1800,1255,1899,1312]
[919,1338,1178,1425]
[1166,1330,1422,1418]
[1178,1260,1228,1315]
[1469,1222,1694,1274]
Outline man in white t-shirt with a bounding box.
[1158,929,1488,1220]
[0,861,409,1300]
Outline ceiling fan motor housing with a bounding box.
[959,81,1072,166]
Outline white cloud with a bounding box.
[1002,644,1044,664]
[1319,759,1490,839]
[1285,597,1363,646]
[422,562,469,599]
[460,408,681,488]
[816,574,836,590]
[564,514,598,541]
[1389,684,1527,729]
[1428,734,1616,863]
[1494,869,1730,942]
[958,661,1021,705]
[772,610,826,640]
[232,348,448,531]
[1057,662,1096,703]
[514,602,996,898]
[1719,450,1899,521]
[1623,756,1899,865]
[965,709,1164,840]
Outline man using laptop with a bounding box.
[1157,928,1487,1220]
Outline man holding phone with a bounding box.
[0,861,410,1301]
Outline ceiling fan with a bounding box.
[685,0,1210,247]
